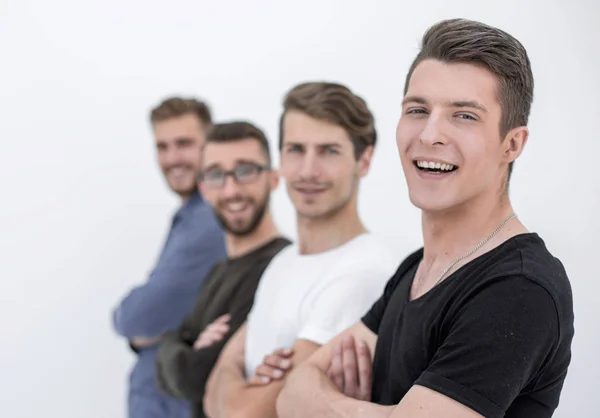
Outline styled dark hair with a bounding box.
[279,82,377,160]
[405,18,534,180]
[150,96,212,127]
[207,121,272,165]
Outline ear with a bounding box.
[502,126,528,164]
[268,168,280,191]
[357,146,374,177]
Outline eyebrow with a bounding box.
[402,95,488,112]
[284,141,343,148]
[203,159,265,172]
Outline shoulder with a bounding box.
[314,235,412,292]
[470,233,573,320]
[260,237,293,260]
[335,233,400,272]
[179,202,224,246]
[448,234,574,343]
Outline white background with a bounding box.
[1,0,598,417]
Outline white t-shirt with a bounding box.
[244,233,398,377]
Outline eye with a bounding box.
[405,108,428,115]
[203,170,224,181]
[235,165,257,178]
[286,144,303,153]
[324,147,339,155]
[456,113,477,121]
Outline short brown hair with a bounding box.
[207,121,272,165]
[150,96,212,127]
[279,82,377,160]
[405,19,534,179]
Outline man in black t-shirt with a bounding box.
[155,121,291,418]
[275,19,574,418]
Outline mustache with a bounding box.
[290,180,330,188]
[217,196,253,206]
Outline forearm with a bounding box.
[157,338,227,402]
[113,285,184,338]
[277,364,392,418]
[206,362,247,417]
[208,364,284,418]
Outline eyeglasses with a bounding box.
[199,164,270,189]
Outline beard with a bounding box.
[214,192,269,237]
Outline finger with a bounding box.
[193,336,217,350]
[247,375,271,386]
[329,342,344,391]
[263,355,292,370]
[254,364,285,380]
[206,323,230,334]
[196,327,228,345]
[342,336,359,397]
[272,347,294,357]
[214,313,232,324]
[356,340,373,401]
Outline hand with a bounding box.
[131,335,163,348]
[326,336,372,401]
[193,314,231,350]
[247,347,294,386]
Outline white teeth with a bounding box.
[227,203,246,212]
[416,160,455,171]
[170,167,187,177]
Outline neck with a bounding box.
[226,211,280,258]
[179,189,197,204]
[296,200,367,255]
[421,191,521,265]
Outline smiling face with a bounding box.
[200,138,276,237]
[397,59,528,213]
[279,110,372,221]
[153,113,207,199]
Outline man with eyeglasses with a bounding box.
[203,82,398,418]
[155,121,291,418]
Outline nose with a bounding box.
[419,112,447,146]
[162,146,184,167]
[221,174,243,198]
[298,149,321,180]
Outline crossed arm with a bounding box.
[203,323,321,418]
[276,322,483,418]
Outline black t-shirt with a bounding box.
[362,233,574,418]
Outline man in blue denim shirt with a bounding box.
[112,97,226,418]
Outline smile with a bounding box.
[414,160,458,174]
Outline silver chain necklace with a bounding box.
[434,213,518,286]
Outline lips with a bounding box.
[167,166,192,180]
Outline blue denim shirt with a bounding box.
[113,191,226,418]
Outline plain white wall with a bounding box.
[1,0,598,416]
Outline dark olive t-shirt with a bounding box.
[362,233,574,418]
[156,237,291,418]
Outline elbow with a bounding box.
[112,306,129,336]
[113,307,140,337]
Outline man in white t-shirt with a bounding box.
[203,81,398,418]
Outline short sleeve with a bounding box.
[297,266,392,345]
[414,275,560,418]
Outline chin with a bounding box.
[408,191,457,213]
